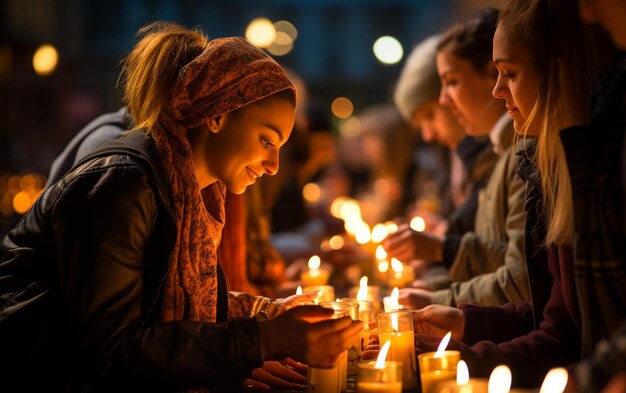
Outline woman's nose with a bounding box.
[263,150,279,176]
[439,87,450,107]
[492,77,507,99]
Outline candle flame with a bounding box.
[355,222,371,244]
[391,258,403,273]
[539,368,568,393]
[384,221,398,233]
[296,286,303,295]
[313,290,324,304]
[308,255,321,270]
[391,313,399,332]
[434,332,452,358]
[457,360,469,385]
[375,340,392,369]
[339,200,361,221]
[357,276,368,301]
[488,365,512,393]
[410,216,426,232]
[376,245,388,260]
[330,197,348,218]
[378,260,389,273]
[389,287,399,311]
[371,223,388,243]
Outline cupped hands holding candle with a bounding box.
[257,305,363,369]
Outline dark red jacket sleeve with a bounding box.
[417,246,580,388]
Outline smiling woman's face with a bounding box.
[194,94,295,194]
[491,24,541,135]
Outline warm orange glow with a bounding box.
[302,182,321,203]
[12,191,31,214]
[331,97,354,119]
[328,235,345,250]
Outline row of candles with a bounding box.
[297,278,569,393]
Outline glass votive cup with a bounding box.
[357,360,403,393]
[307,308,348,393]
[348,286,381,305]
[320,302,360,388]
[417,350,461,393]
[377,311,417,390]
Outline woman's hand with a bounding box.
[276,291,319,314]
[258,305,363,368]
[399,288,433,309]
[382,223,443,263]
[244,359,307,390]
[411,305,465,340]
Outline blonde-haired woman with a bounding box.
[0,22,361,391]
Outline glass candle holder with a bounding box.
[357,360,403,393]
[320,301,360,389]
[378,311,417,390]
[348,286,381,305]
[307,308,349,393]
[417,350,461,393]
[301,268,330,286]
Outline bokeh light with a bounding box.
[373,36,403,65]
[331,97,354,119]
[274,20,298,41]
[33,44,58,76]
[302,182,322,203]
[245,18,276,48]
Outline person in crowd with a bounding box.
[367,0,613,387]
[560,0,626,391]
[0,21,361,391]
[387,8,529,309]
[353,103,415,222]
[44,48,308,393]
[395,34,494,236]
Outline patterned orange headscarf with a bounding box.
[150,37,295,323]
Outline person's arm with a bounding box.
[54,165,263,390]
[457,248,579,388]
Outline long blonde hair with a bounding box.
[118,21,208,132]
[500,0,614,245]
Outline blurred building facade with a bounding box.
[0,0,502,233]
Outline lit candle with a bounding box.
[389,258,415,288]
[301,255,329,286]
[410,215,426,232]
[348,276,382,311]
[321,301,360,387]
[307,308,348,393]
[488,365,511,393]
[371,223,389,244]
[383,287,401,312]
[357,341,403,393]
[302,285,335,303]
[418,332,461,393]
[539,368,568,393]
[378,310,418,390]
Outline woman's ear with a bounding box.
[207,114,225,133]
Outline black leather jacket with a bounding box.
[0,131,262,392]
